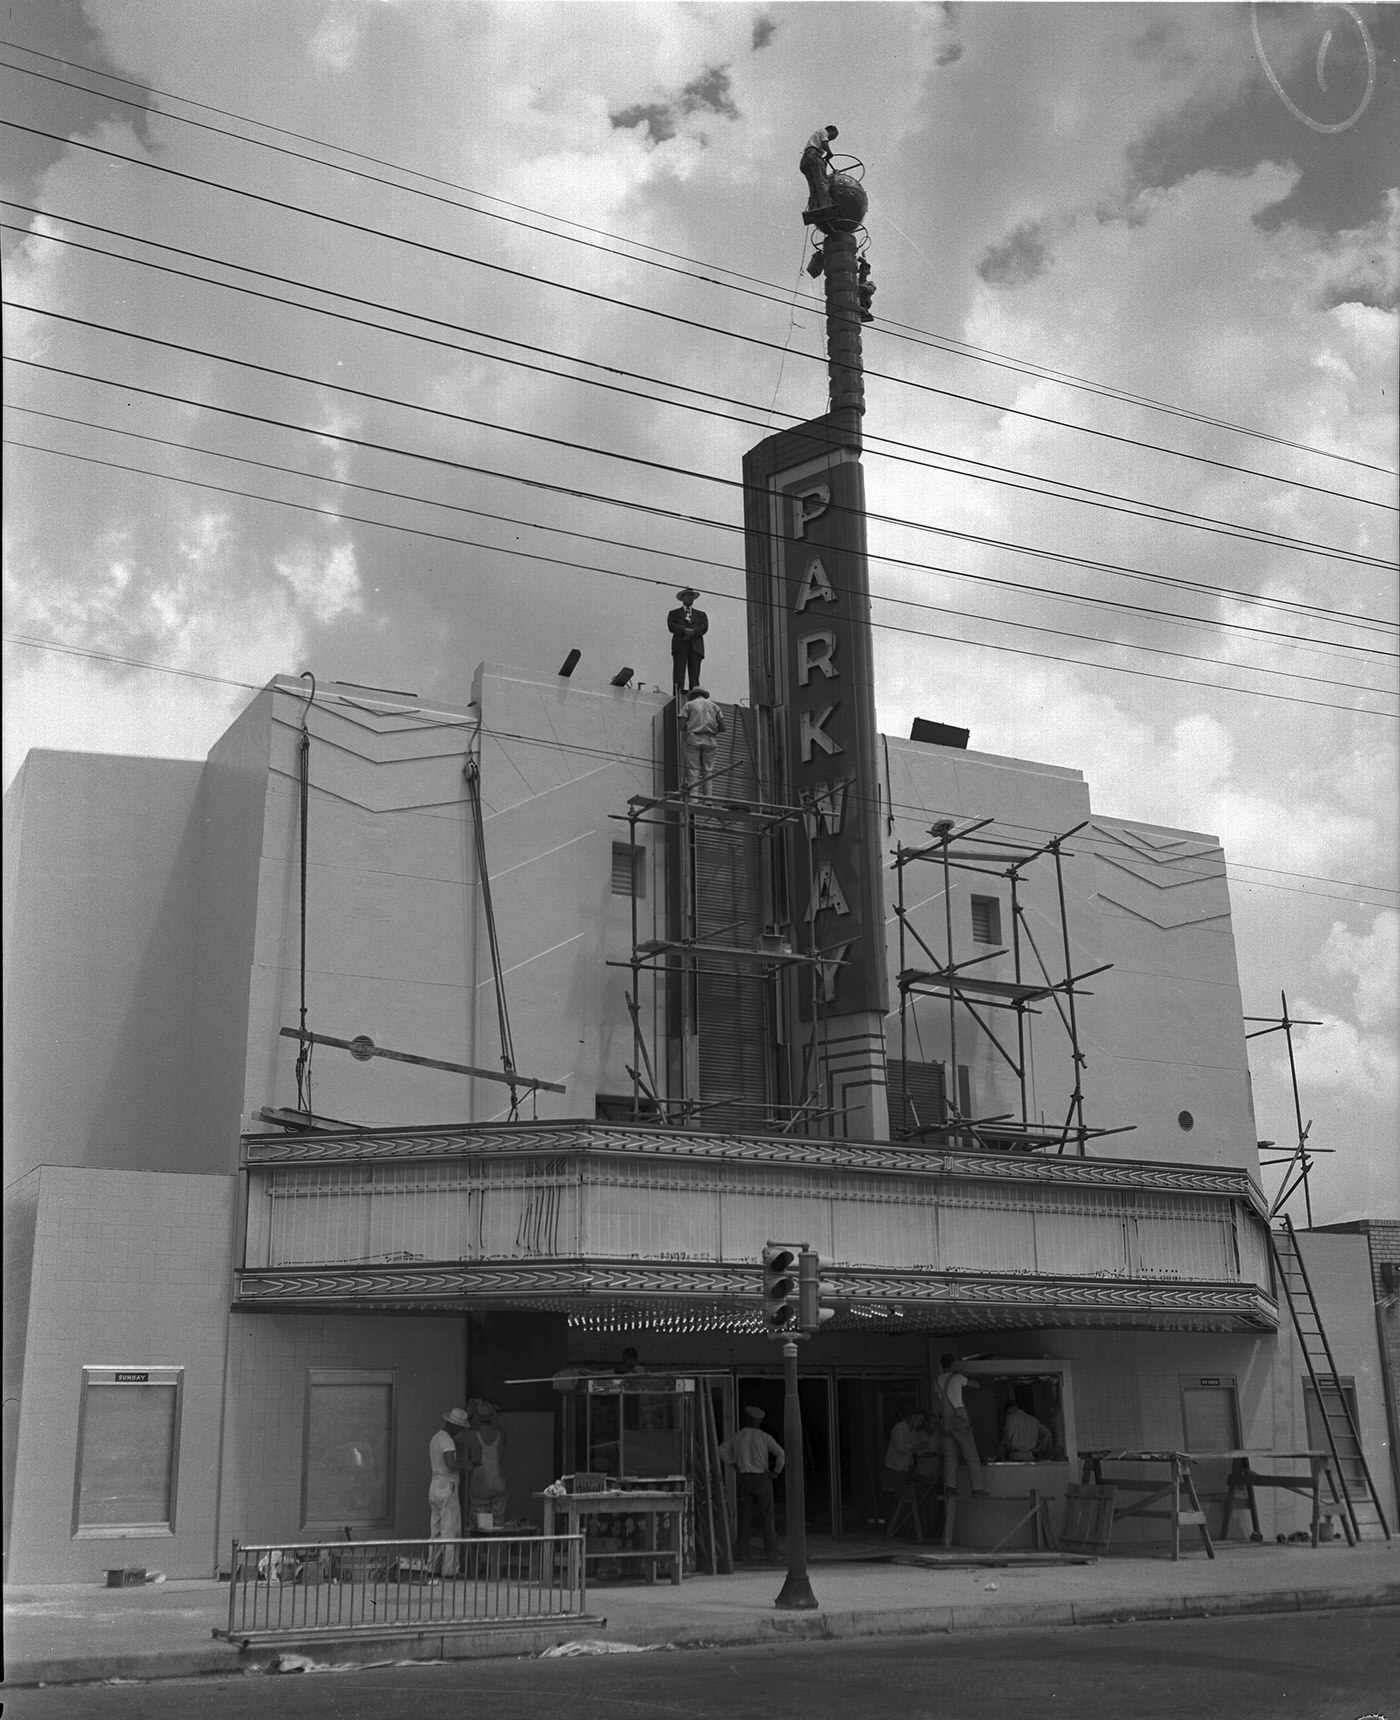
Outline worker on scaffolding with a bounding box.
[680,686,725,797]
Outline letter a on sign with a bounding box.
[809,862,851,918]
[794,558,837,612]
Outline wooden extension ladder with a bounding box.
[1270,1215,1392,1543]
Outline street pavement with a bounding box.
[5,1537,1398,1688]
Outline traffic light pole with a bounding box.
[774,1337,818,1610]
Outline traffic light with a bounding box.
[762,1242,803,1334]
[798,1249,836,1335]
[857,259,875,324]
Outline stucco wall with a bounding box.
[4,1167,234,1582]
[471,665,668,1114]
[234,673,663,1130]
[3,752,206,1183]
[217,1311,467,1554]
[2,1170,40,1573]
[881,736,1258,1174]
[1288,1228,1396,1523]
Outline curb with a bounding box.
[7,1582,1399,1687]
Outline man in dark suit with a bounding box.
[667,586,708,695]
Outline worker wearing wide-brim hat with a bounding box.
[428,1408,470,1574]
[667,585,709,697]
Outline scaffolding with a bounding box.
[1246,990,1328,1224]
[891,817,1129,1155]
[607,781,842,1134]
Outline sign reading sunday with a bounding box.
[778,455,886,1020]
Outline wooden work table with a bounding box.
[1078,1450,1214,1559]
[1210,1449,1351,1546]
[1079,1448,1349,1558]
[537,1489,686,1585]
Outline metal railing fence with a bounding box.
[218,1533,589,1642]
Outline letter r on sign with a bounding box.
[797,629,838,686]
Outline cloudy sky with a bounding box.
[3,1,1396,1219]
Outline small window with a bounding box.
[303,1370,396,1532]
[887,1058,947,1134]
[73,1366,183,1537]
[611,842,646,898]
[970,895,1001,945]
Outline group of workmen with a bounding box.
[718,1357,1055,1566]
[882,1356,1055,1521]
[427,1399,509,1575]
[667,585,726,797]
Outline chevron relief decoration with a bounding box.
[268,687,477,817]
[1091,820,1230,931]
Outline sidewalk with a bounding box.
[5,1539,1397,1687]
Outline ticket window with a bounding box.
[962,1362,1074,1467]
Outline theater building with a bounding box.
[5,650,1394,1579]
[5,205,1393,1579]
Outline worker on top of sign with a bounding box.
[680,687,725,797]
[668,586,709,694]
[800,124,839,210]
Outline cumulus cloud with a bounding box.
[977,220,1052,286]
[611,63,739,143]
[1321,911,1399,1032]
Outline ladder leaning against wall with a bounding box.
[1269,1215,1392,1543]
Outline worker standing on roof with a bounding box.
[668,586,709,695]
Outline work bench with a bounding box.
[537,1488,686,1585]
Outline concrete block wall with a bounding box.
[3,1168,234,1581]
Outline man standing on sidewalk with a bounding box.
[428,1407,469,1575]
[719,1405,785,1565]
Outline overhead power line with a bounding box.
[5,630,1396,911]
[3,115,1394,517]
[7,431,1396,717]
[9,323,1396,642]
[12,403,1391,666]
[5,208,1387,572]
[2,43,1392,479]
